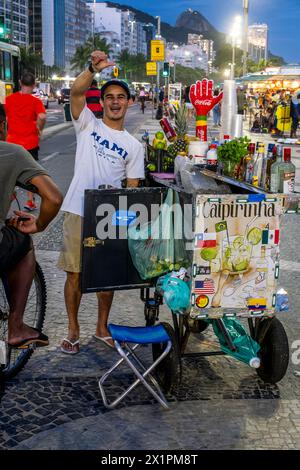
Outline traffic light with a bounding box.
[162,62,170,77]
[113,66,119,78]
[0,15,5,38]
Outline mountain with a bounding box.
[105,3,224,48]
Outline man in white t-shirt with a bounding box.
[58,51,145,354]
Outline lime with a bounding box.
[155,131,165,140]
[224,247,232,258]
[147,163,156,171]
[247,227,262,245]
[233,236,244,249]
[200,247,218,261]
[233,259,249,272]
[156,141,166,149]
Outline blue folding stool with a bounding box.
[98,323,172,409]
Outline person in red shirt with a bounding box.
[85,79,103,118]
[5,72,47,211]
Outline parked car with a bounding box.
[57,88,71,105]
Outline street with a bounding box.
[1,104,300,451]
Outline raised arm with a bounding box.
[71,51,115,120]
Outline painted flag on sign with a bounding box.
[194,279,215,295]
[215,221,228,233]
[262,229,280,245]
[195,233,217,248]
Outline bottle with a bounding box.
[278,148,295,194]
[142,129,149,145]
[265,144,277,190]
[261,144,272,189]
[244,143,256,183]
[270,144,283,193]
[253,143,265,186]
[206,143,218,170]
[275,288,289,312]
[159,118,177,142]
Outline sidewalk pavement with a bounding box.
[2,112,300,451]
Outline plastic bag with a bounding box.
[128,189,175,279]
[156,272,191,314]
[128,189,189,280]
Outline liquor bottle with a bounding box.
[244,143,256,183]
[278,148,295,194]
[265,144,277,191]
[159,118,177,142]
[270,144,283,193]
[261,143,275,190]
[253,143,265,186]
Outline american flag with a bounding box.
[194,279,215,295]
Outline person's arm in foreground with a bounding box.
[10,174,63,234]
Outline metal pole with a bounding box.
[231,38,235,80]
[242,0,249,76]
[155,16,161,93]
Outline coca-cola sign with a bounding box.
[194,99,212,106]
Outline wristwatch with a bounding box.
[88,62,96,74]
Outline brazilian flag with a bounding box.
[215,221,227,232]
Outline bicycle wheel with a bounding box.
[0,262,47,380]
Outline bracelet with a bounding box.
[88,62,96,74]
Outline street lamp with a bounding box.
[230,15,242,80]
[242,0,249,76]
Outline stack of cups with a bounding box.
[232,114,243,138]
[221,80,237,139]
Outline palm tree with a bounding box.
[70,44,90,71]
[71,36,112,72]
[19,46,43,75]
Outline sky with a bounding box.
[113,0,299,63]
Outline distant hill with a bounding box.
[105,3,225,48]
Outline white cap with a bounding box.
[249,357,261,369]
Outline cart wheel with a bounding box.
[188,318,209,334]
[152,322,181,393]
[256,317,289,384]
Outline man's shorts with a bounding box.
[28,147,40,161]
[57,212,83,273]
[0,226,32,276]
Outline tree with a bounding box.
[19,46,43,74]
[71,36,111,72]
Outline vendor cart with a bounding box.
[81,170,299,393]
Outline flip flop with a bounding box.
[8,329,49,349]
[93,335,115,349]
[60,338,80,355]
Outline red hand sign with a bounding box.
[189,79,223,141]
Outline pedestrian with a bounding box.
[184,85,194,120]
[5,72,47,211]
[0,103,62,348]
[139,87,146,112]
[58,51,145,354]
[212,89,221,126]
[290,92,300,138]
[85,79,103,119]
[237,86,246,115]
